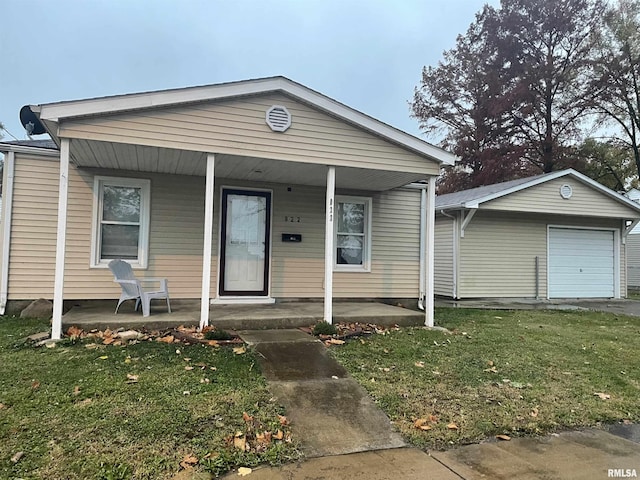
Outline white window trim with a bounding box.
[90,176,151,269]
[334,195,372,273]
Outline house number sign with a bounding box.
[284,216,302,223]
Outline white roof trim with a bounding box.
[33,76,456,166]
[0,143,60,157]
[442,169,640,213]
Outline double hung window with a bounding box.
[91,176,150,268]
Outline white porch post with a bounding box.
[200,154,215,329]
[324,166,336,324]
[52,138,70,340]
[425,176,436,327]
[0,151,15,315]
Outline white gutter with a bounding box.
[418,187,427,309]
[0,151,15,314]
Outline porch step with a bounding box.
[61,300,425,332]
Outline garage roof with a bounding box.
[436,169,640,213]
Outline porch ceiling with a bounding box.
[69,138,428,191]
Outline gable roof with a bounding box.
[30,76,456,166]
[436,169,640,213]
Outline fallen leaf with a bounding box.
[208,340,219,347]
[428,414,439,424]
[175,349,181,355]
[530,407,539,418]
[73,386,81,396]
[156,335,175,344]
[257,431,272,445]
[233,433,247,451]
[594,392,611,400]
[326,338,345,345]
[483,366,498,373]
[511,382,525,389]
[179,453,198,469]
[85,343,99,349]
[414,361,425,368]
[413,418,432,431]
[31,381,40,390]
[487,360,494,366]
[126,374,139,384]
[67,326,83,338]
[273,429,284,440]
[232,346,246,355]
[0,403,5,409]
[496,434,511,441]
[183,391,190,396]
[10,451,24,463]
[243,412,254,423]
[77,398,92,406]
[278,414,289,426]
[185,366,194,371]
[99,355,109,360]
[447,423,459,430]
[238,467,252,477]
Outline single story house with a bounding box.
[434,169,640,299]
[0,76,457,338]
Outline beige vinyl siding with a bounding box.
[458,210,625,298]
[65,167,208,299]
[268,184,422,298]
[627,234,640,288]
[7,154,59,298]
[434,215,455,297]
[7,159,422,300]
[59,93,439,175]
[482,177,639,218]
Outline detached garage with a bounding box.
[435,169,640,300]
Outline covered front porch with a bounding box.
[29,77,455,339]
[60,300,426,332]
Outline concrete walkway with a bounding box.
[227,329,640,480]
[436,297,640,317]
[223,426,640,479]
[238,329,405,457]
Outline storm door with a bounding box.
[219,189,271,296]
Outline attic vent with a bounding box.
[560,184,573,199]
[266,105,291,132]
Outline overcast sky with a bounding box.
[0,0,496,144]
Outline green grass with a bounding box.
[0,317,301,479]
[331,308,640,450]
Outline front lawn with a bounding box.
[0,317,300,479]
[331,308,640,449]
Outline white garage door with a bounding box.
[548,228,615,298]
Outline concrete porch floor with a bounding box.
[61,299,426,331]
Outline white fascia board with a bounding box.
[35,76,457,166]
[0,143,59,157]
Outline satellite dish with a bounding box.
[19,105,46,135]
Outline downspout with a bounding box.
[440,210,458,299]
[0,151,15,314]
[418,187,426,310]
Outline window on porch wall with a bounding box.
[335,195,372,272]
[91,176,150,268]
